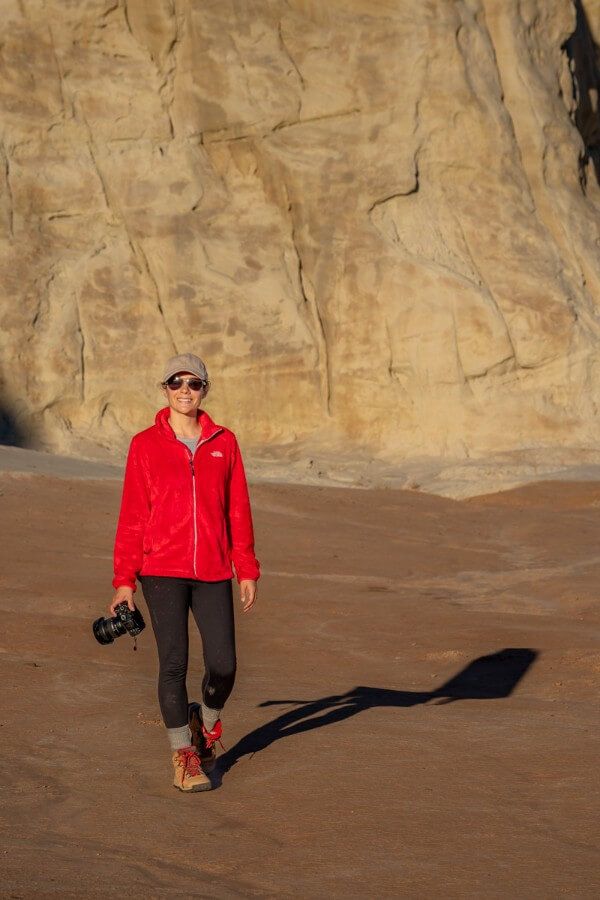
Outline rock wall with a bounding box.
[1,0,600,469]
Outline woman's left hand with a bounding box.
[240,579,257,612]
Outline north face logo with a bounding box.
[211,450,224,457]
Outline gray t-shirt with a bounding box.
[177,435,199,455]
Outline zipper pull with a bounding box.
[189,457,194,476]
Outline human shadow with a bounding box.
[212,648,537,786]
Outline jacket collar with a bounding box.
[155,406,223,443]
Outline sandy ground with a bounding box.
[0,462,599,897]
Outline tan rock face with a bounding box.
[1,0,600,470]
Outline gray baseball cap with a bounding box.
[162,353,209,384]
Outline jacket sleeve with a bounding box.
[112,438,151,591]
[227,437,260,582]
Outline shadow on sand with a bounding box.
[211,648,537,787]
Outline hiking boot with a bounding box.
[172,745,211,792]
[189,704,223,774]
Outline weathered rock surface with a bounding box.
[1,0,600,482]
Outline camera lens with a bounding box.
[93,616,114,644]
[92,614,127,645]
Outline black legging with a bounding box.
[139,576,236,729]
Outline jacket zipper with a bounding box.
[188,429,223,579]
[189,452,198,578]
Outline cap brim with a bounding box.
[164,370,206,382]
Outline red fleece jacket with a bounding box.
[113,407,260,590]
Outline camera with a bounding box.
[93,602,146,645]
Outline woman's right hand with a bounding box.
[109,586,135,616]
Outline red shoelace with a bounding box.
[178,747,202,777]
[201,720,224,751]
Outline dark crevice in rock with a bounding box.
[287,207,331,416]
[136,240,178,354]
[367,171,419,214]
[74,292,86,403]
[0,405,28,447]
[563,0,600,189]
[0,386,36,447]
[0,145,14,238]
[277,19,305,112]
[272,107,361,133]
[121,0,133,39]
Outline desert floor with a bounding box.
[0,463,599,897]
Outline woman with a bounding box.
[111,352,259,793]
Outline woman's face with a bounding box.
[163,371,205,416]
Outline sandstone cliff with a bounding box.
[1,0,600,485]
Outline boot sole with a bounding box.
[173,781,212,793]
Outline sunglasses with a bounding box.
[164,376,206,391]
